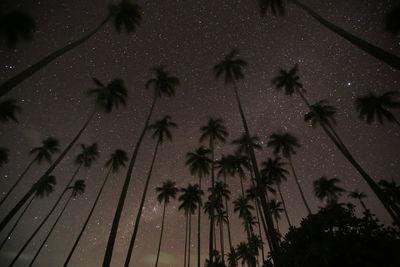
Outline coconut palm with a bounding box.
[236,242,256,267]
[0,147,8,167]
[7,143,99,267]
[348,190,368,213]
[261,157,292,227]
[154,180,178,267]
[0,137,60,208]
[267,133,311,214]
[257,0,400,70]
[0,10,36,48]
[28,180,85,267]
[179,184,203,267]
[378,179,400,207]
[268,199,284,233]
[233,196,254,242]
[231,134,262,156]
[0,99,21,123]
[103,65,179,267]
[0,175,56,251]
[215,208,228,265]
[63,149,128,267]
[355,91,400,126]
[124,115,177,267]
[0,77,126,232]
[313,176,345,205]
[227,249,238,267]
[213,49,280,257]
[0,0,141,98]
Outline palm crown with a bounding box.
[261,157,289,186]
[0,99,21,123]
[0,10,36,48]
[269,199,284,220]
[348,190,367,201]
[213,49,248,84]
[267,133,300,158]
[109,0,142,34]
[231,134,262,155]
[69,180,86,198]
[233,196,254,221]
[148,115,177,143]
[271,64,303,95]
[30,137,60,164]
[146,65,180,98]
[258,0,286,16]
[75,143,100,167]
[199,118,229,146]
[87,78,128,113]
[34,175,56,198]
[178,184,203,214]
[313,176,345,203]
[105,149,129,173]
[185,146,212,178]
[156,180,178,204]
[304,100,337,127]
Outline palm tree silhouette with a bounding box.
[0,77,126,232]
[185,145,212,267]
[232,134,262,155]
[0,175,56,251]
[378,179,400,207]
[267,133,311,214]
[179,184,203,267]
[0,10,36,48]
[7,143,99,267]
[154,180,178,267]
[63,149,128,267]
[233,196,254,242]
[0,99,21,123]
[212,181,232,251]
[214,50,280,256]
[261,157,292,227]
[355,91,400,126]
[215,208,228,265]
[257,0,400,70]
[124,115,177,267]
[28,180,85,267]
[0,147,8,167]
[313,176,345,205]
[102,65,179,267]
[268,199,284,233]
[0,0,141,98]
[227,249,238,267]
[0,137,60,208]
[236,242,256,267]
[348,190,368,213]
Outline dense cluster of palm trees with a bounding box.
[1,0,400,267]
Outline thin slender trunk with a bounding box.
[0,158,35,208]
[197,177,201,267]
[0,109,95,232]
[8,164,82,267]
[0,196,35,251]
[276,185,292,227]
[28,193,74,267]
[223,177,233,250]
[239,177,245,198]
[102,96,157,267]
[359,199,369,214]
[219,221,225,265]
[124,140,160,267]
[287,157,312,215]
[253,198,265,262]
[188,213,192,267]
[184,214,188,267]
[154,202,167,267]
[0,15,112,98]
[293,0,400,70]
[209,138,215,264]
[63,167,113,267]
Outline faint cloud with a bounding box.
[143,252,177,265]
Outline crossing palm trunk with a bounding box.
[287,157,311,215]
[276,185,292,227]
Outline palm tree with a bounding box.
[378,179,400,207]
[355,91,400,126]
[0,175,56,251]
[185,145,212,267]
[28,180,85,267]
[261,157,292,227]
[268,199,284,233]
[0,10,36,48]
[212,181,231,258]
[313,176,345,204]
[179,184,203,267]
[7,143,99,267]
[227,249,238,267]
[154,180,178,267]
[63,149,128,267]
[215,208,228,265]
[267,133,312,214]
[233,196,254,242]
[213,49,280,258]
[257,0,400,70]
[124,115,177,267]
[348,190,368,213]
[225,153,250,197]
[0,147,8,167]
[102,65,179,267]
[0,99,21,123]
[0,77,126,232]
[236,242,256,267]
[231,134,262,156]
[0,0,141,98]
[0,137,60,207]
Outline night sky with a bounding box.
[0,0,399,266]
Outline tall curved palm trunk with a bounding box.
[223,177,233,251]
[154,202,167,267]
[0,16,111,98]
[0,110,95,232]
[63,167,112,267]
[276,185,292,227]
[187,213,192,267]
[197,178,202,267]
[7,165,82,267]
[102,97,157,267]
[287,156,311,214]
[218,219,225,265]
[124,140,160,267]
[184,214,189,267]
[208,138,215,264]
[292,0,400,71]
[28,193,74,267]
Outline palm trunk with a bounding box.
[63,167,113,267]
[0,195,35,251]
[287,157,311,215]
[231,81,280,261]
[0,158,35,208]
[253,198,265,263]
[209,138,215,264]
[28,193,74,267]
[239,177,245,197]
[197,177,201,267]
[274,215,280,234]
[184,214,188,267]
[223,177,233,250]
[219,220,225,265]
[0,109,95,232]
[154,202,167,267]
[292,0,400,70]
[124,140,160,267]
[359,199,369,213]
[188,213,192,267]
[8,164,82,267]
[0,15,112,98]
[102,96,157,267]
[276,185,292,227]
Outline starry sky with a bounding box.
[0,0,399,266]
